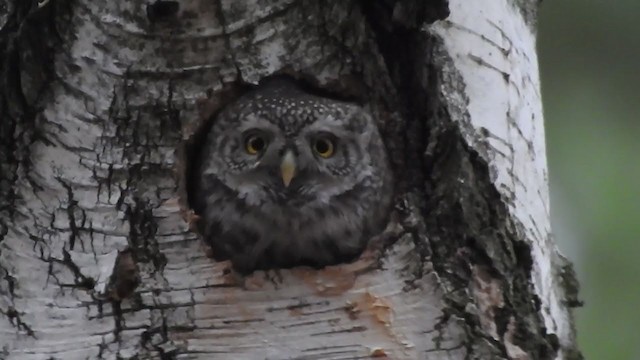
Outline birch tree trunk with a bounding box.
[0,0,581,359]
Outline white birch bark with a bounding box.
[0,1,580,359]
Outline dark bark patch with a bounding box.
[559,259,583,309]
[124,198,166,273]
[0,1,72,236]
[140,314,180,359]
[58,179,85,251]
[510,0,540,30]
[2,306,36,338]
[106,249,140,301]
[146,1,180,22]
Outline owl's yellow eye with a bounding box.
[313,137,335,158]
[244,135,267,155]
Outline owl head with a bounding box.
[199,80,381,208]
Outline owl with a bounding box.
[193,78,393,274]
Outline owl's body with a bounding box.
[194,79,393,273]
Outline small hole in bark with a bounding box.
[146,1,180,22]
[513,240,533,273]
[80,277,96,290]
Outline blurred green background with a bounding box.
[538,1,640,359]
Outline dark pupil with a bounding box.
[315,139,330,153]
[250,137,265,151]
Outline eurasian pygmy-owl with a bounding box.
[193,78,393,274]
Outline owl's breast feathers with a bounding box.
[197,172,388,273]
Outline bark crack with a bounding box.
[1,306,36,338]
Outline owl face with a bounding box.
[206,98,374,207]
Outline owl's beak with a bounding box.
[280,150,296,188]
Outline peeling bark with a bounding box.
[0,0,580,359]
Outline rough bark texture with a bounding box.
[0,0,580,359]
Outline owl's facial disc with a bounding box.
[229,125,357,205]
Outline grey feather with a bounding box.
[194,79,393,274]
